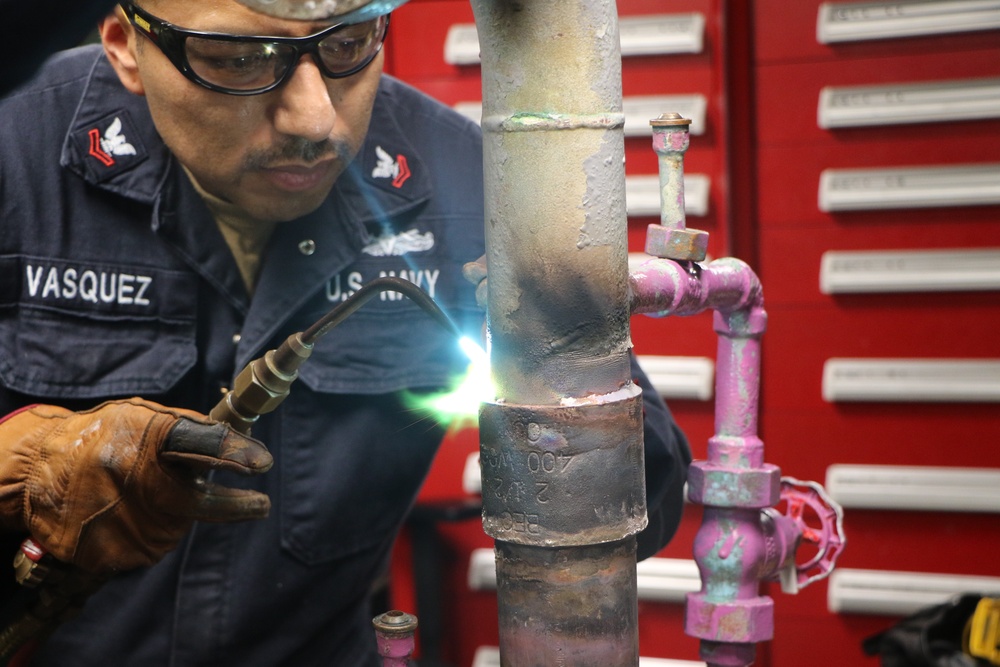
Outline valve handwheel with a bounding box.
[776,477,846,590]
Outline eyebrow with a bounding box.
[140,7,331,39]
[187,19,342,40]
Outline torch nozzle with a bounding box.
[211,277,462,434]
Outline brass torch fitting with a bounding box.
[210,333,314,434]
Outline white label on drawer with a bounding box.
[635,355,715,401]
[626,174,710,217]
[445,14,705,65]
[624,95,706,136]
[819,78,1000,128]
[619,14,705,56]
[443,24,480,65]
[822,358,1000,403]
[827,464,1000,513]
[829,568,1000,616]
[453,101,483,124]
[818,163,1000,211]
[474,647,707,667]
[817,0,1000,43]
[454,95,707,137]
[820,248,1000,293]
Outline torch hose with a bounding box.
[303,276,461,344]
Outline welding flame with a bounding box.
[404,336,493,429]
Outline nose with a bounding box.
[271,57,336,142]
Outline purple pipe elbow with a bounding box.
[629,257,763,320]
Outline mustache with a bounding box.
[244,137,352,169]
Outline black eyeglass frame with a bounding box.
[119,2,390,96]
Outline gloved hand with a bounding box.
[462,254,488,310]
[0,398,272,574]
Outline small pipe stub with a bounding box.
[372,610,418,667]
[645,111,708,262]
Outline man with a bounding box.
[0,1,691,664]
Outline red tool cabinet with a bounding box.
[753,2,1000,666]
[383,2,1000,666]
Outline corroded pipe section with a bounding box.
[653,113,690,231]
[634,105,845,664]
[471,0,644,665]
[494,540,639,666]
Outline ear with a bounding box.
[100,6,145,96]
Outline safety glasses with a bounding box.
[120,2,389,95]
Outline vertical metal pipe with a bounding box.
[713,309,765,440]
[493,541,639,665]
[471,0,632,402]
[653,113,690,232]
[470,0,645,665]
[631,109,845,666]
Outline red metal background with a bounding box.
[751,1,1000,665]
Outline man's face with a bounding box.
[119,0,383,223]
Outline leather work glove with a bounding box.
[0,398,272,574]
[462,254,488,310]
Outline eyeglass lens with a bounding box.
[184,18,386,91]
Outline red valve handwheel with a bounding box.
[776,477,846,590]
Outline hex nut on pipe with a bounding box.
[686,462,781,509]
[645,224,710,262]
[685,595,774,644]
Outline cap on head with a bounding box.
[236,0,407,21]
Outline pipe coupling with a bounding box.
[478,384,646,547]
